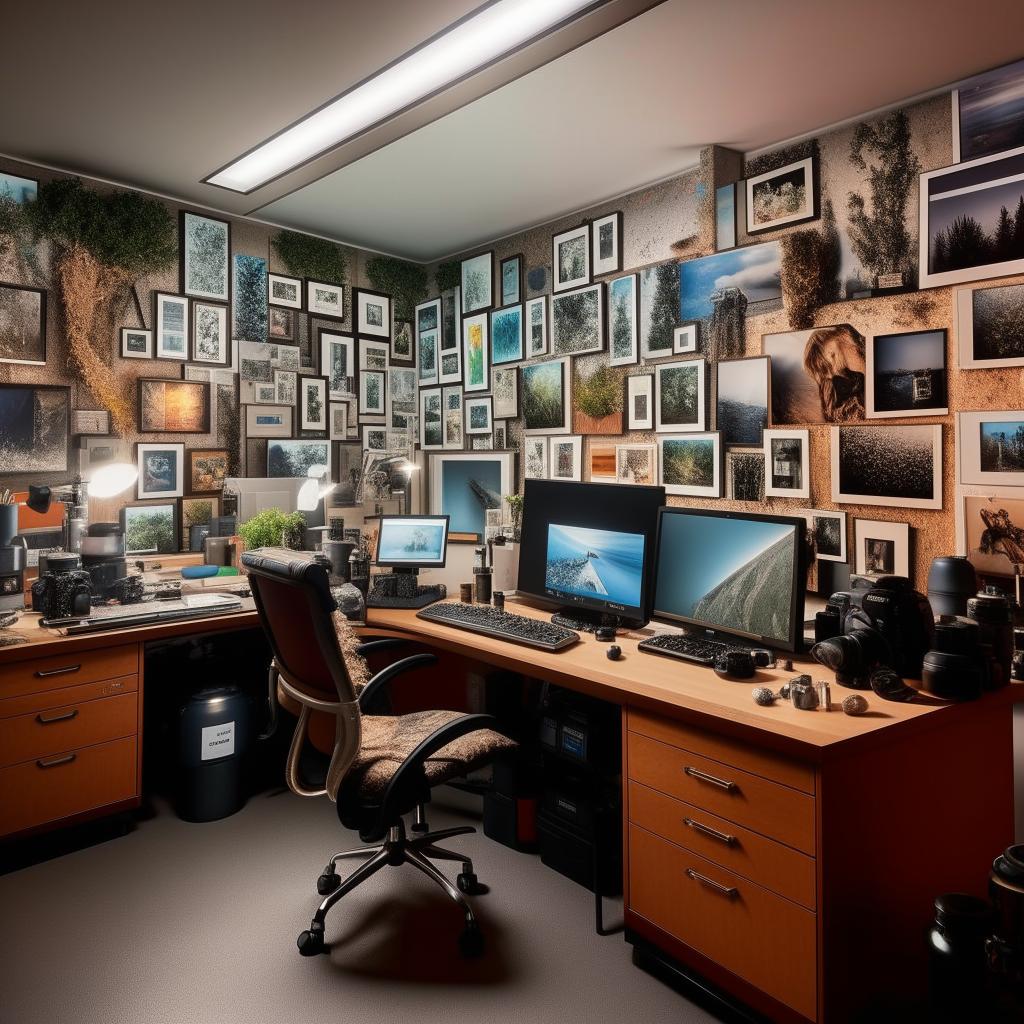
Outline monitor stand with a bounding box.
[550,609,645,634]
[365,567,446,610]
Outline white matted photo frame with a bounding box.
[525,295,548,357]
[957,410,1024,486]
[764,428,810,499]
[548,435,583,481]
[268,273,302,310]
[328,402,348,441]
[955,282,1024,368]
[244,404,292,439]
[154,292,189,361]
[306,279,344,320]
[955,488,1024,577]
[803,508,848,563]
[551,283,604,356]
[300,376,329,431]
[854,518,910,579]
[552,224,591,292]
[121,326,153,360]
[831,424,942,509]
[358,337,390,372]
[658,432,721,497]
[492,366,519,419]
[190,301,230,366]
[607,273,638,366]
[358,370,386,418]
[655,358,706,433]
[319,330,355,401]
[136,442,184,499]
[615,443,657,486]
[523,437,548,480]
[591,211,623,277]
[673,321,699,355]
[354,288,392,339]
[745,157,816,234]
[464,395,494,436]
[460,252,493,314]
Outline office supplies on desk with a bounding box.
[417,601,579,651]
[52,592,244,634]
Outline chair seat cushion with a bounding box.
[344,710,516,801]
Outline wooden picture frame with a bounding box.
[137,377,210,434]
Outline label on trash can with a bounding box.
[201,722,235,761]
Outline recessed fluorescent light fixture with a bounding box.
[205,0,607,194]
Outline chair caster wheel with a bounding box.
[297,923,326,957]
[457,872,488,896]
[458,924,484,958]
[411,821,429,833]
[317,871,340,895]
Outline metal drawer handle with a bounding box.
[684,766,737,792]
[36,708,79,725]
[34,664,82,679]
[36,753,77,769]
[686,868,738,899]
[684,817,736,846]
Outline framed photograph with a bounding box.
[254,383,277,404]
[854,518,910,579]
[746,157,816,234]
[493,420,508,450]
[428,451,515,542]
[626,374,654,431]
[492,366,519,419]
[386,367,416,431]
[957,491,1024,577]
[267,439,329,477]
[461,312,490,393]
[500,254,522,305]
[525,294,548,358]
[588,441,617,481]
[354,288,391,339]
[658,433,721,498]
[866,329,947,418]
[442,386,464,449]
[184,365,238,457]
[232,253,267,343]
[268,272,302,310]
[673,321,699,355]
[328,402,349,441]
[319,330,355,401]
[137,378,210,433]
[70,409,110,436]
[297,376,328,430]
[136,442,184,499]
[274,369,296,406]
[920,144,1024,288]
[678,242,781,322]
[358,337,389,373]
[716,183,737,251]
[0,282,46,365]
[416,298,441,386]
[490,304,524,366]
[419,387,443,450]
[0,384,69,474]
[461,252,493,314]
[804,508,847,564]
[552,224,590,292]
[725,448,766,501]
[832,424,942,509]
[190,301,229,366]
[245,404,292,438]
[440,285,461,351]
[763,324,865,424]
[955,282,1024,368]
[470,435,494,451]
[524,436,548,480]
[764,428,810,499]
[615,443,657,486]
[77,437,129,481]
[958,410,1024,486]
[639,260,680,359]
[120,326,153,360]
[181,495,219,544]
[521,357,571,435]
[306,279,344,320]
[392,319,414,366]
[549,436,583,481]
[953,57,1024,162]
[655,358,706,433]
[716,355,769,446]
[180,211,230,303]
[187,448,228,494]
[0,172,37,204]
[551,283,604,356]
[362,426,388,455]
[607,273,638,366]
[465,395,494,436]
[268,307,294,341]
[437,331,462,385]
[122,501,179,555]
[591,211,623,277]
[154,292,189,361]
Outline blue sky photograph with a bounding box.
[679,242,782,319]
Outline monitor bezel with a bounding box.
[651,506,806,652]
[374,514,450,569]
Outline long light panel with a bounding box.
[206,0,606,194]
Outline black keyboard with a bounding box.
[638,633,731,665]
[417,602,579,652]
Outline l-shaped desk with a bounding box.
[0,598,1018,1023]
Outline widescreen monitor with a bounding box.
[374,515,449,569]
[652,507,805,652]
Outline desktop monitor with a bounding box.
[374,515,449,569]
[652,507,806,652]
[517,479,666,626]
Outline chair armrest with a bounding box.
[358,652,437,712]
[356,638,415,657]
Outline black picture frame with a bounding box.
[0,281,47,366]
[591,210,624,277]
[190,301,231,367]
[268,272,304,311]
[0,382,70,475]
[299,375,331,434]
[136,377,211,434]
[120,500,180,555]
[460,251,494,315]
[178,210,231,304]
[153,291,189,362]
[499,253,523,305]
[306,279,345,321]
[391,318,416,367]
[353,287,392,340]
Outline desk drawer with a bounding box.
[0,645,139,700]
[0,736,137,836]
[0,674,138,719]
[628,781,816,910]
[0,690,138,769]
[627,732,815,855]
[629,824,817,1020]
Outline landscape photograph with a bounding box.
[544,524,643,608]
[980,419,1024,472]
[267,440,329,478]
[522,360,567,432]
[716,356,768,445]
[834,424,941,507]
[659,434,718,496]
[656,360,703,431]
[123,504,177,554]
[678,241,782,320]
[970,282,1024,361]
[552,285,603,355]
[491,305,524,364]
[957,57,1024,161]
[869,329,947,415]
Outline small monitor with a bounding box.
[374,515,449,569]
[652,507,805,652]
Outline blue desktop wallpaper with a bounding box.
[377,520,446,563]
[545,524,644,608]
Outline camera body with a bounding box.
[31,568,92,621]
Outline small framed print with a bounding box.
[490,303,524,365]
[187,447,229,494]
[854,518,910,579]
[268,307,294,341]
[764,428,810,499]
[319,330,355,401]
[274,369,297,405]
[136,442,184,499]
[549,435,583,481]
[866,329,948,418]
[591,211,623,277]
[832,424,942,509]
[299,375,329,431]
[191,301,230,365]
[958,411,1024,487]
[245,404,292,438]
[955,282,1024,369]
[492,366,519,419]
[138,378,209,433]
[461,252,493,314]
[437,334,462,385]
[362,425,388,455]
[71,409,110,436]
[716,183,737,251]
[615,443,657,486]
[626,374,654,431]
[804,508,848,563]
[0,282,46,365]
[359,369,386,417]
[589,441,617,481]
[655,358,706,433]
[551,284,604,356]
[607,273,638,366]
[359,337,390,372]
[523,436,548,480]
[525,295,548,358]
[521,357,571,435]
[716,355,769,447]
[673,321,699,355]
[268,272,302,310]
[121,326,153,360]
[658,433,721,497]
[306,279,344,320]
[552,223,591,292]
[328,402,349,441]
[725,448,765,500]
[154,292,189,360]
[461,312,490,394]
[746,156,816,234]
[464,395,494,436]
[419,387,443,450]
[180,211,230,303]
[442,385,464,449]
[392,318,415,366]
[500,254,522,306]
[254,383,277,404]
[355,288,392,339]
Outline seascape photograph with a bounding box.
[716,357,768,445]
[544,524,644,609]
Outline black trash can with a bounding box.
[175,686,253,822]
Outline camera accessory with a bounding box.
[869,667,919,702]
[33,568,92,621]
[966,586,1014,690]
[927,556,979,617]
[811,630,890,689]
[814,603,844,644]
[752,686,777,707]
[842,694,869,716]
[920,616,985,700]
[606,644,622,661]
[493,591,505,613]
[789,674,819,710]
[596,625,616,642]
[816,680,832,711]
[460,583,473,603]
[749,648,774,668]
[713,649,756,679]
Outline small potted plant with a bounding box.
[573,364,624,435]
[237,508,308,554]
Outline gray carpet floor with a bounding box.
[0,789,719,1024]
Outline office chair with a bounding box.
[242,547,516,958]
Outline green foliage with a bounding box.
[125,509,175,554]
[575,364,623,419]
[0,195,25,255]
[238,508,307,550]
[366,255,428,320]
[648,262,678,353]
[271,229,347,285]
[26,178,176,275]
[435,259,460,293]
[780,200,842,329]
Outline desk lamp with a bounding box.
[298,465,336,512]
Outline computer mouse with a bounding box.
[606,644,622,661]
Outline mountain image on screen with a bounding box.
[544,524,644,608]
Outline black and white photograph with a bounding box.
[443,386,464,449]
[268,273,302,310]
[386,367,416,432]
[180,212,229,303]
[804,508,847,563]
[524,437,548,480]
[764,428,809,499]
[626,373,654,430]
[854,518,910,579]
[392,319,414,366]
[0,282,46,365]
[549,435,582,481]
[608,273,638,366]
[726,449,766,501]
[551,283,604,356]
[274,370,296,406]
[136,442,184,499]
[745,157,816,234]
[306,279,344,320]
[866,329,947,417]
[615,443,656,486]
[419,387,443,450]
[958,410,1024,486]
[591,211,622,277]
[673,322,698,355]
[120,326,153,360]
[191,302,229,366]
[299,376,328,432]
[655,358,705,433]
[526,295,548,357]
[154,292,189,361]
[0,383,69,474]
[955,282,1024,368]
[354,288,392,338]
[552,224,590,292]
[460,252,493,314]
[832,424,942,508]
[492,366,519,419]
[500,254,521,306]
[715,355,768,446]
[267,440,329,478]
[359,337,390,372]
[465,395,494,436]
[328,403,348,442]
[319,330,355,401]
[358,369,386,418]
[658,433,720,497]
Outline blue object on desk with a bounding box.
[182,565,220,579]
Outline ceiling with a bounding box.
[3,1,1024,262]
